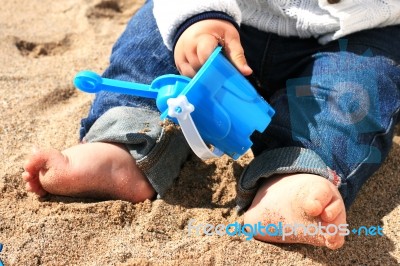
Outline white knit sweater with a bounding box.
[153,0,400,50]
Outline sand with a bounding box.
[0,0,399,265]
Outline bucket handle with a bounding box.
[167,95,223,160]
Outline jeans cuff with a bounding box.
[82,106,190,197]
[236,147,342,212]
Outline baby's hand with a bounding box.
[174,19,252,77]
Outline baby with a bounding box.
[22,0,400,249]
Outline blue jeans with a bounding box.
[237,24,400,210]
[80,0,400,211]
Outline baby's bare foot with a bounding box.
[22,142,155,203]
[244,173,346,249]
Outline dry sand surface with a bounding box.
[0,0,399,265]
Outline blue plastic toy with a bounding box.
[0,242,3,266]
[74,47,275,160]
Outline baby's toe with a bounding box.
[23,152,48,175]
[325,232,345,250]
[22,171,34,182]
[321,197,344,222]
[322,208,346,249]
[25,180,47,197]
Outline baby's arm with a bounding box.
[174,19,252,77]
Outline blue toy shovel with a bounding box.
[74,47,275,160]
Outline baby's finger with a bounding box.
[178,61,197,78]
[174,47,197,77]
[197,35,219,65]
[184,49,203,74]
[224,39,253,76]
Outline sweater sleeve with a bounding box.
[318,0,400,44]
[153,0,242,50]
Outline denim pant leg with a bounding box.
[237,25,400,211]
[79,0,190,197]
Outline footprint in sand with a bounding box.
[38,85,78,110]
[86,0,123,19]
[14,36,71,58]
[86,0,144,20]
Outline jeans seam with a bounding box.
[345,105,400,181]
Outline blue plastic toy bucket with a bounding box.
[161,47,275,159]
